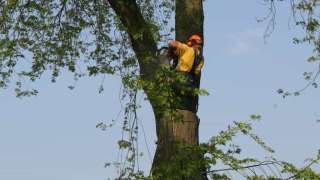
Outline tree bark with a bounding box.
[151,1,206,179]
[176,0,204,43]
[108,0,207,179]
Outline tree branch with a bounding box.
[54,0,68,27]
[286,158,320,180]
[207,161,282,174]
[106,0,158,78]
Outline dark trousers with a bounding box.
[173,72,198,113]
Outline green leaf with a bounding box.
[118,140,131,149]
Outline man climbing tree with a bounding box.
[2,0,320,179]
[168,34,204,113]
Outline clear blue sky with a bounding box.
[1,0,319,179]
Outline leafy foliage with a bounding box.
[0,0,173,96]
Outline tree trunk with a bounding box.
[150,0,206,179]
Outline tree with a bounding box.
[1,0,319,179]
[107,0,206,178]
[1,0,206,178]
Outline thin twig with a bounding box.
[208,161,281,173]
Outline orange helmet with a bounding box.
[187,34,202,47]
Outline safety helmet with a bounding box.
[187,34,202,47]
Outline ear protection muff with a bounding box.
[187,40,202,47]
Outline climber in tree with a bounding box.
[168,35,204,113]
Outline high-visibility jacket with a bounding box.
[173,42,204,76]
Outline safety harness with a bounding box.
[189,49,202,79]
[189,49,203,112]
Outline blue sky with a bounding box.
[1,0,320,179]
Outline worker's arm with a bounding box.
[167,40,179,58]
[168,40,190,56]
